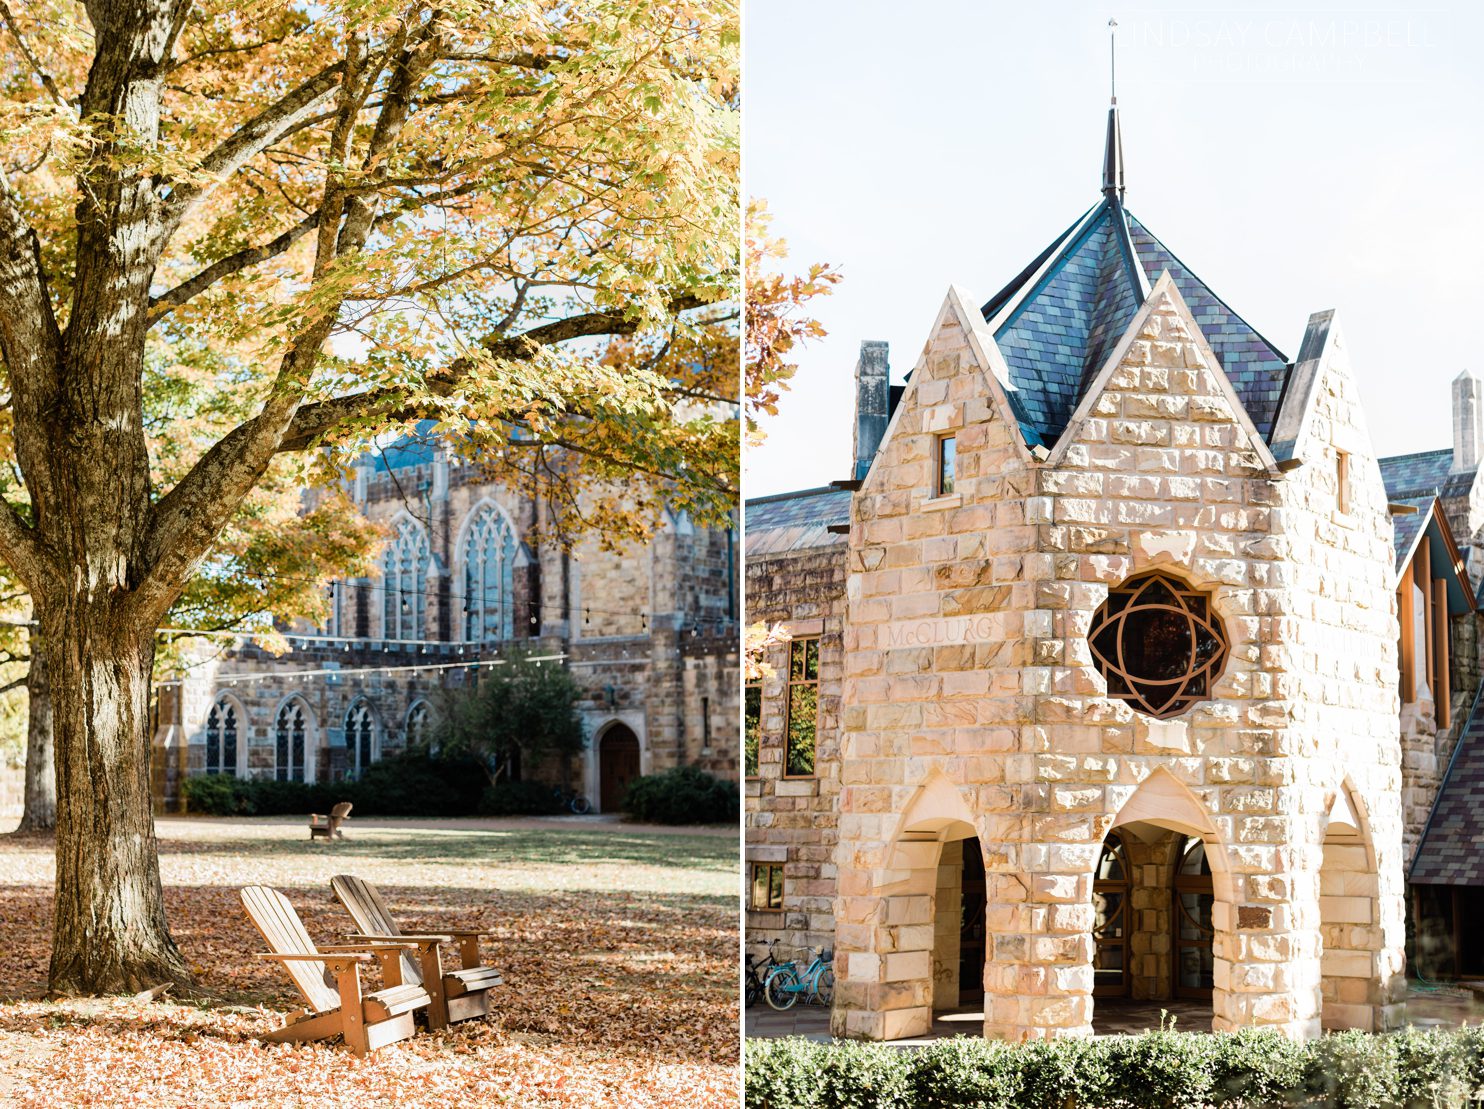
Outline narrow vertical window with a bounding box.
[206,700,239,777]
[1336,450,1350,514]
[346,703,376,778]
[462,504,517,642]
[381,518,430,642]
[784,638,819,777]
[937,434,957,496]
[276,702,308,782]
[750,862,785,911]
[744,684,761,778]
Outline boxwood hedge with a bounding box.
[745,1025,1484,1109]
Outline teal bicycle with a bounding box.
[763,947,834,1010]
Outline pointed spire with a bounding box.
[1102,18,1125,201]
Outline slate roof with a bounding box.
[1390,497,1432,574]
[983,196,1290,448]
[745,487,851,557]
[1412,692,1484,886]
[1378,448,1475,502]
[372,419,440,472]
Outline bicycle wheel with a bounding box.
[813,967,834,1006]
[764,968,799,1011]
[745,972,760,1008]
[570,795,591,815]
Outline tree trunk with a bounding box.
[44,607,189,994]
[17,654,54,833]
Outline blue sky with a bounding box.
[745,1,1484,497]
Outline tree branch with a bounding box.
[148,210,321,320]
[157,60,346,232]
[0,0,67,106]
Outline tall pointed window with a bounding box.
[382,517,431,642]
[205,699,239,777]
[275,700,310,782]
[346,702,377,777]
[405,701,431,748]
[461,504,518,642]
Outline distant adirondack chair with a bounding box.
[309,802,352,841]
[330,874,502,1029]
[240,885,431,1055]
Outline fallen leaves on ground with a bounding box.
[0,817,740,1108]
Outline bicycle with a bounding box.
[744,939,781,1007]
[551,785,591,815]
[763,947,834,1010]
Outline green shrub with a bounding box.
[621,765,738,824]
[180,774,242,815]
[906,1038,1023,1108]
[351,753,484,816]
[479,780,562,816]
[745,1028,1484,1109]
[1210,1027,1309,1106]
[1306,1029,1400,1108]
[180,752,486,817]
[1102,1030,1217,1109]
[1392,1026,1473,1109]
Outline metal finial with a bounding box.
[1102,18,1125,201]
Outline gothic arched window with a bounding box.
[382,517,431,642]
[205,698,239,777]
[346,702,377,777]
[461,504,518,642]
[275,700,310,782]
[405,701,431,748]
[1089,572,1228,719]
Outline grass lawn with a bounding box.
[0,815,740,1108]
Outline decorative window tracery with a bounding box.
[346,702,377,777]
[382,517,431,642]
[276,700,310,782]
[1089,572,1228,719]
[205,699,239,777]
[405,701,431,748]
[461,504,517,642]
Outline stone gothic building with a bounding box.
[745,105,1484,1042]
[153,429,740,812]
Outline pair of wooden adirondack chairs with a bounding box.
[241,876,503,1055]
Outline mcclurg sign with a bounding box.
[882,615,998,649]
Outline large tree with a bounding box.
[0,0,737,994]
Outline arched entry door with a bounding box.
[1173,836,1215,998]
[1093,832,1131,996]
[599,725,641,812]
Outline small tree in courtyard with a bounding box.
[433,653,587,785]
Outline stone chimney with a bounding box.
[853,340,890,481]
[1453,369,1483,473]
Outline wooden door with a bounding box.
[599,726,641,812]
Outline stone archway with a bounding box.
[833,771,980,1042]
[1094,769,1235,1030]
[1319,784,1382,1031]
[598,723,641,813]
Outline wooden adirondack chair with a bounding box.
[240,885,432,1055]
[330,874,503,1029]
[309,802,352,841]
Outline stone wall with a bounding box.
[744,541,847,959]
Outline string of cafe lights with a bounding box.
[153,652,571,688]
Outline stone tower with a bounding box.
[828,109,1405,1042]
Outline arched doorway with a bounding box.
[1093,832,1132,996]
[1173,836,1215,998]
[598,724,641,813]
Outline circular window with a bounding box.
[1088,571,1228,719]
